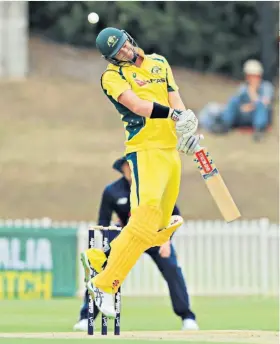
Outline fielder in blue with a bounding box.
[74,157,198,331]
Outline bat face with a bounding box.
[194,148,241,222]
[195,149,217,179]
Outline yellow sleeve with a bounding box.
[101,70,131,102]
[165,59,179,92]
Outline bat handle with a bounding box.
[194,134,204,153]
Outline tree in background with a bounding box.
[29,1,279,80]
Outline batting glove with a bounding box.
[170,109,198,136]
[177,134,204,155]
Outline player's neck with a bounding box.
[135,55,144,68]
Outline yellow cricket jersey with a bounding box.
[101,53,179,154]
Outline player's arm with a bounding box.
[119,89,186,117]
[159,57,204,154]
[97,187,114,227]
[102,70,194,125]
[165,58,186,112]
[118,90,198,130]
[118,90,158,118]
[102,71,153,117]
[168,91,186,111]
[119,60,186,116]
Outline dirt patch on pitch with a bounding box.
[0,331,278,343]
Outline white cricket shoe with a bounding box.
[86,280,116,319]
[182,318,199,330]
[73,318,88,331]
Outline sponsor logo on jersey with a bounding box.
[134,78,166,87]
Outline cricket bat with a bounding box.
[194,146,241,222]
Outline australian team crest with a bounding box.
[151,66,162,74]
[107,35,118,47]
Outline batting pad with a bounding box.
[153,215,183,246]
[93,205,162,293]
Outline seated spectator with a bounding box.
[198,60,274,142]
[220,59,274,141]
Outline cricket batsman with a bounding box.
[75,157,198,331]
[81,27,203,317]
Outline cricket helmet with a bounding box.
[96,27,139,66]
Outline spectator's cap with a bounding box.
[112,157,127,174]
[243,60,263,76]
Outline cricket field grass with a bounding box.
[0,296,278,344]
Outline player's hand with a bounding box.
[177,133,204,155]
[170,109,198,136]
[159,241,171,258]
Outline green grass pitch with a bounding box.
[0,296,278,344]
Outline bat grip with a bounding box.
[194,134,204,153]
